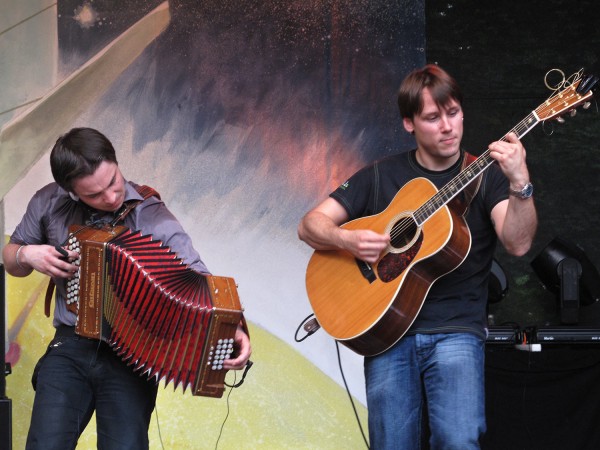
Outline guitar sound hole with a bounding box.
[377,231,423,283]
[390,217,418,249]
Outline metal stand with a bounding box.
[0,265,12,450]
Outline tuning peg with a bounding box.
[570,109,577,117]
[583,102,591,109]
[556,116,565,123]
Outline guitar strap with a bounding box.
[44,185,160,318]
[451,151,482,217]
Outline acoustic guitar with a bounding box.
[305,69,597,356]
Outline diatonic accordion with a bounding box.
[64,224,243,398]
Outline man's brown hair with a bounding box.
[397,64,463,119]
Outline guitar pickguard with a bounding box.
[377,233,423,282]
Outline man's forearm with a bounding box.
[2,242,34,277]
[501,197,538,256]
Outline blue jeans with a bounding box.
[26,326,158,450]
[364,333,486,450]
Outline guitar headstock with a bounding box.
[535,69,597,122]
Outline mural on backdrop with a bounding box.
[2,0,425,448]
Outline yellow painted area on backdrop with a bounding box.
[5,266,369,449]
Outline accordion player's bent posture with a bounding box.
[3,128,252,450]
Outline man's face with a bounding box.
[71,161,126,212]
[403,88,463,162]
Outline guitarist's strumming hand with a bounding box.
[338,228,390,264]
[298,197,390,264]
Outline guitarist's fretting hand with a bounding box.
[487,132,530,189]
[298,197,391,264]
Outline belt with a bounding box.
[54,325,78,338]
[54,325,106,347]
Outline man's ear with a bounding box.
[68,192,79,202]
[403,117,415,135]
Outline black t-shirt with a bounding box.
[330,149,509,339]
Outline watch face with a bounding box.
[509,182,533,198]
[522,183,534,198]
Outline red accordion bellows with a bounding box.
[66,224,243,398]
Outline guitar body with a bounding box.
[305,177,471,356]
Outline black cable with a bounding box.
[214,371,237,450]
[335,341,370,449]
[224,360,253,389]
[294,313,320,342]
[155,403,165,450]
[214,360,254,448]
[295,313,369,447]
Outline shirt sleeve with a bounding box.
[481,163,510,215]
[329,163,376,220]
[131,199,210,274]
[9,185,52,246]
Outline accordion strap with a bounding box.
[109,185,161,227]
[44,184,160,318]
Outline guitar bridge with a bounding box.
[356,259,377,283]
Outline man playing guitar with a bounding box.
[298,64,537,449]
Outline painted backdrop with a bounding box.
[1,1,425,448]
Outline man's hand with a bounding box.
[339,228,390,264]
[223,325,252,370]
[10,243,79,278]
[488,132,530,189]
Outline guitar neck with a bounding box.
[413,69,596,226]
[413,111,541,226]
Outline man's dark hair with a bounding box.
[397,64,463,119]
[50,127,118,191]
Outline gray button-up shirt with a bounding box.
[10,180,209,327]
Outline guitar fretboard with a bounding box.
[411,75,593,226]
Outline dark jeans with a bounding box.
[26,326,159,450]
[364,333,486,450]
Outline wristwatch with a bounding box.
[509,182,534,199]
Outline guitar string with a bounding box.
[387,86,583,242]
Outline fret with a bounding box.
[509,112,540,140]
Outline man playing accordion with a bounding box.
[3,127,252,450]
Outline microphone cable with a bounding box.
[335,341,370,449]
[215,360,254,450]
[295,313,370,449]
